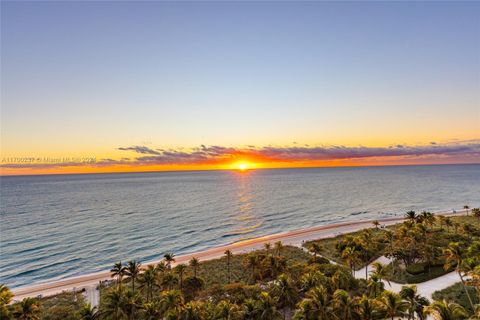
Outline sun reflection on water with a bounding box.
[229,172,263,240]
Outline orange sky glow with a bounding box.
[2,143,479,176]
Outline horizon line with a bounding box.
[1,161,479,178]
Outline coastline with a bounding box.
[11,209,468,302]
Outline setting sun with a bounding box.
[233,161,254,171]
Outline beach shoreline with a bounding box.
[11,209,468,302]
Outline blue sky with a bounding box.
[1,1,479,174]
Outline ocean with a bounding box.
[1,164,479,288]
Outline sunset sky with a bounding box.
[1,1,479,175]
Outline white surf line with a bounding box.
[10,209,469,302]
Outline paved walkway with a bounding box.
[356,256,461,300]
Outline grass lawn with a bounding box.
[195,245,311,286]
[382,262,453,284]
[432,282,479,313]
[22,291,86,320]
[303,227,387,268]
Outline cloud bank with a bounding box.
[2,140,479,171]
[118,141,480,165]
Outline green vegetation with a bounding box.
[382,262,451,284]
[304,213,480,284]
[433,283,479,314]
[196,245,311,286]
[2,208,480,319]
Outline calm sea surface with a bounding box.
[1,164,479,288]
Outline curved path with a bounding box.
[356,256,460,300]
[11,209,468,304]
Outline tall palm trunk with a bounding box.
[458,272,474,310]
[227,260,230,283]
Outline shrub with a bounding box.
[406,263,426,275]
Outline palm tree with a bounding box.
[155,261,167,274]
[443,242,475,310]
[175,263,187,290]
[214,300,241,320]
[79,303,99,320]
[354,295,382,320]
[124,260,141,293]
[243,298,258,320]
[463,205,469,216]
[300,270,328,292]
[264,254,286,279]
[138,265,157,302]
[372,220,380,229]
[444,217,453,232]
[159,289,184,318]
[305,285,333,319]
[121,290,141,320]
[164,253,176,270]
[405,210,417,223]
[307,243,322,263]
[422,244,439,277]
[111,262,126,288]
[366,274,384,298]
[256,292,282,320]
[161,273,179,291]
[189,257,200,278]
[472,208,480,225]
[332,289,357,320]
[378,291,408,320]
[357,241,372,280]
[438,215,447,229]
[243,253,259,284]
[371,262,390,286]
[180,301,204,320]
[331,270,352,291]
[399,285,429,320]
[274,241,284,256]
[0,284,13,320]
[105,289,130,320]
[425,299,468,320]
[460,223,476,241]
[472,304,480,320]
[142,301,163,320]
[341,246,359,276]
[293,299,318,320]
[13,297,40,320]
[224,250,233,283]
[420,211,435,229]
[264,242,272,255]
[453,222,460,233]
[383,230,397,275]
[272,274,298,319]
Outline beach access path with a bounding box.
[11,209,468,304]
[356,256,460,300]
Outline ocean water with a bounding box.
[1,164,479,288]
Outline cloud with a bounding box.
[2,140,479,170]
[116,140,480,164]
[117,146,161,155]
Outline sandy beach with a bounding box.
[11,209,466,302]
